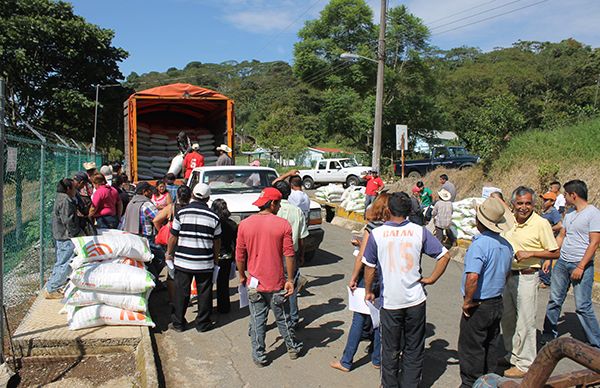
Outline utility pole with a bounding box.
[372,0,386,172]
[92,84,99,153]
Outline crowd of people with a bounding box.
[48,162,599,387]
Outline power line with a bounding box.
[254,0,326,57]
[425,0,497,27]
[429,0,523,31]
[432,0,549,36]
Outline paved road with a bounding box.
[150,223,599,388]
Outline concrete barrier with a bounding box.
[12,294,158,387]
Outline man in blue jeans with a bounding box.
[236,187,303,367]
[543,180,600,348]
[45,178,82,299]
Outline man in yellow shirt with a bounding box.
[500,186,559,378]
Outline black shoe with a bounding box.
[168,322,185,333]
[196,322,216,333]
[254,359,268,368]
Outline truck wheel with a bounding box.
[346,175,360,187]
[459,163,474,170]
[407,170,422,179]
[303,177,315,190]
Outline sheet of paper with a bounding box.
[347,287,370,314]
[165,260,174,270]
[366,300,380,329]
[239,284,249,308]
[249,276,259,289]
[229,261,237,280]
[212,265,220,284]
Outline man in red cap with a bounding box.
[236,187,303,367]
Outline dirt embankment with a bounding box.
[386,162,600,205]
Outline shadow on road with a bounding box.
[302,249,344,268]
[421,339,459,387]
[300,297,346,328]
[306,273,345,288]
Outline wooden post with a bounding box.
[401,134,405,181]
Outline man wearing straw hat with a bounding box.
[500,186,559,378]
[216,144,233,166]
[458,197,514,387]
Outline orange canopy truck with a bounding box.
[124,83,235,182]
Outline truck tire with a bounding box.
[407,170,422,179]
[303,177,315,190]
[459,163,474,170]
[346,175,360,187]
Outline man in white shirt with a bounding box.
[550,181,566,214]
[364,192,451,387]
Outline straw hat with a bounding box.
[83,161,96,171]
[438,189,452,201]
[476,197,514,233]
[216,144,232,153]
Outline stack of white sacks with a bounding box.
[340,186,367,214]
[62,230,156,330]
[451,197,485,240]
[137,124,219,179]
[314,184,345,203]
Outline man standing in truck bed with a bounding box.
[183,143,204,179]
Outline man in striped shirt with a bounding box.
[166,183,221,332]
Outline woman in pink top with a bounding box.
[89,173,122,229]
[152,180,172,210]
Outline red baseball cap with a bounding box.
[253,187,282,207]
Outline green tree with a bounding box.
[293,0,376,92]
[0,0,128,146]
[255,106,310,162]
[460,94,526,169]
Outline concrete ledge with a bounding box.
[13,293,158,387]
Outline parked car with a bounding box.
[298,158,372,190]
[394,146,480,178]
[187,166,325,261]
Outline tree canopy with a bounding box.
[3,0,599,169]
[0,0,128,147]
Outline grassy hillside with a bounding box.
[389,117,600,205]
[493,118,600,173]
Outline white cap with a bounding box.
[192,143,200,150]
[193,183,210,199]
[100,165,113,177]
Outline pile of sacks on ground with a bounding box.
[314,184,345,203]
[61,230,156,330]
[451,197,485,240]
[340,186,366,214]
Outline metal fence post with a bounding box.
[0,77,7,362]
[65,151,69,177]
[39,142,46,289]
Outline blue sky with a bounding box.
[70,0,600,78]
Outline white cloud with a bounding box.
[224,10,294,33]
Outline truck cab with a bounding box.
[186,166,325,261]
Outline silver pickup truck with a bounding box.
[186,166,325,261]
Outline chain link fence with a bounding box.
[2,132,102,319]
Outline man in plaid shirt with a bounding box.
[122,182,164,279]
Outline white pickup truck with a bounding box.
[186,166,325,261]
[298,158,372,190]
